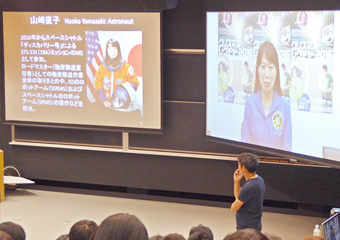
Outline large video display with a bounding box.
[206,11,340,163]
[3,12,161,130]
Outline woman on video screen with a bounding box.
[95,38,139,110]
[241,41,292,151]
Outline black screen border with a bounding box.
[205,8,340,169]
[0,1,164,134]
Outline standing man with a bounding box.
[280,63,291,97]
[231,153,265,231]
[321,65,333,101]
[242,61,253,94]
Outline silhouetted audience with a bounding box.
[265,233,282,240]
[223,228,269,240]
[0,222,25,240]
[0,230,14,240]
[303,236,325,240]
[92,213,148,240]
[69,220,97,240]
[56,234,69,240]
[149,235,164,240]
[0,212,291,240]
[163,233,185,240]
[188,224,213,240]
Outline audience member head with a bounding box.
[163,233,185,240]
[0,231,14,240]
[149,235,163,240]
[223,228,269,240]
[56,234,69,240]
[69,220,97,240]
[303,236,325,240]
[93,213,148,240]
[88,228,98,240]
[0,230,14,240]
[0,222,25,240]
[265,233,282,240]
[188,224,214,240]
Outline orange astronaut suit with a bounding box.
[94,62,139,101]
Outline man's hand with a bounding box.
[232,168,244,211]
[233,169,244,182]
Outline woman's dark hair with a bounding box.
[69,220,97,240]
[219,61,228,73]
[223,228,269,240]
[0,222,25,240]
[104,38,124,71]
[265,233,282,240]
[93,213,148,240]
[188,224,214,240]
[56,234,69,240]
[237,153,259,173]
[149,235,164,240]
[0,230,15,240]
[254,41,282,95]
[162,233,185,240]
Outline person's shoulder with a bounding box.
[252,176,265,189]
[242,177,263,191]
[256,175,265,183]
[275,92,290,109]
[250,175,264,183]
[122,61,129,67]
[281,97,290,108]
[245,91,259,104]
[98,64,109,73]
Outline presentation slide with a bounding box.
[3,12,161,130]
[206,11,340,162]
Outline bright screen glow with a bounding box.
[207,11,340,163]
[3,12,161,130]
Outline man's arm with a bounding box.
[325,82,333,93]
[231,198,244,212]
[234,176,241,198]
[231,169,244,212]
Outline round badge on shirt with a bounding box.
[103,76,110,90]
[272,111,284,131]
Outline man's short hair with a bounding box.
[322,65,328,72]
[163,233,185,240]
[237,153,259,173]
[69,220,97,240]
[188,224,214,240]
[223,228,268,240]
[265,233,282,240]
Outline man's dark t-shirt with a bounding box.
[236,176,265,231]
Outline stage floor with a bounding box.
[0,189,327,240]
